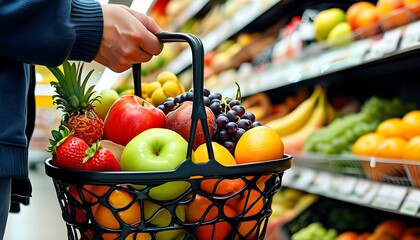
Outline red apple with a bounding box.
[103,95,166,146]
[166,101,216,150]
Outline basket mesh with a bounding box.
[51,172,284,240]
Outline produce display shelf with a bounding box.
[164,0,280,74]
[166,0,210,32]
[282,153,420,218]
[215,20,420,98]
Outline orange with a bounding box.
[185,194,237,240]
[88,185,111,203]
[376,118,411,140]
[226,189,265,239]
[234,126,284,164]
[336,231,359,240]
[101,232,151,240]
[93,189,141,231]
[195,142,246,196]
[352,132,386,156]
[402,135,420,160]
[194,141,236,165]
[373,137,407,159]
[402,110,420,139]
[346,1,377,29]
[374,219,406,239]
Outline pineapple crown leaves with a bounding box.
[47,125,74,154]
[48,61,100,116]
[83,141,102,164]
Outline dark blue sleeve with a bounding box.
[0,0,103,66]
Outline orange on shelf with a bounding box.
[376,118,411,140]
[352,132,386,156]
[402,110,420,139]
[347,1,377,29]
[373,136,407,159]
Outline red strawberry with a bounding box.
[48,125,89,169]
[82,142,120,171]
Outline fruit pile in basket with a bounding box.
[47,61,285,172]
[46,61,287,240]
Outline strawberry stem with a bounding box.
[83,141,101,164]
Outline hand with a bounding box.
[94,4,164,72]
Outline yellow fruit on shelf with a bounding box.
[352,132,386,156]
[403,135,420,160]
[314,8,346,42]
[373,136,407,159]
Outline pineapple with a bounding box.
[49,61,104,145]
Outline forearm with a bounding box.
[0,0,103,66]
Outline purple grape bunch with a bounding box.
[157,88,262,153]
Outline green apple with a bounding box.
[327,22,354,47]
[314,8,346,42]
[143,200,186,240]
[120,128,191,201]
[93,88,119,120]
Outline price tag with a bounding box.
[400,21,420,49]
[363,27,402,61]
[372,184,407,210]
[353,179,380,203]
[348,39,371,64]
[381,27,403,55]
[400,189,420,215]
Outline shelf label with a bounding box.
[372,184,407,210]
[364,27,402,61]
[400,21,420,50]
[311,171,331,193]
[330,175,357,195]
[400,189,420,215]
[289,167,317,189]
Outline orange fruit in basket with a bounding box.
[352,132,386,156]
[373,136,408,159]
[92,189,141,230]
[88,185,111,203]
[376,118,411,140]
[402,110,420,139]
[226,189,265,239]
[234,126,284,164]
[185,194,237,240]
[195,142,246,196]
[194,141,237,165]
[403,135,420,160]
[102,232,152,240]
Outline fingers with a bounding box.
[95,4,164,72]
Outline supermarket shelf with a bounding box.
[166,0,210,32]
[282,152,420,218]
[164,0,280,74]
[215,21,420,97]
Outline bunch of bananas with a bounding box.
[142,71,185,107]
[265,86,335,154]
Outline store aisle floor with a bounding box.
[4,162,67,240]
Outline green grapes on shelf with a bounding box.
[303,96,417,154]
[291,222,337,240]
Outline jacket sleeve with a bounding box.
[0,0,103,66]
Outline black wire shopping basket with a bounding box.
[44,32,292,240]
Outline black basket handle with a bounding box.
[132,32,215,163]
